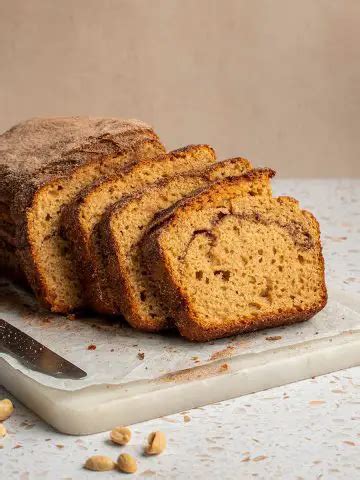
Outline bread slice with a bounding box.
[143,174,328,341]
[0,117,165,313]
[100,159,257,331]
[62,145,219,314]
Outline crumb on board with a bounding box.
[210,345,236,361]
[265,335,282,341]
[137,352,145,360]
[87,344,97,350]
[324,235,347,242]
[219,363,229,372]
[183,415,191,423]
[309,400,326,406]
[161,360,231,384]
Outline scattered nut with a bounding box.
[0,399,14,421]
[0,423,7,437]
[117,453,137,473]
[84,455,115,471]
[110,426,132,445]
[145,431,166,455]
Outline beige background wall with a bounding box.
[0,0,359,177]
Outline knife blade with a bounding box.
[0,318,87,379]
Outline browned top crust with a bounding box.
[0,116,162,213]
[0,116,157,175]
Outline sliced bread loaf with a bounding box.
[100,159,258,331]
[0,117,165,312]
[62,145,218,314]
[142,175,327,341]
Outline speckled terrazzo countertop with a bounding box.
[1,179,359,480]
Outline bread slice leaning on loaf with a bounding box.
[0,117,165,313]
[142,172,328,341]
[61,145,217,314]
[99,158,254,331]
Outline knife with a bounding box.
[0,318,87,379]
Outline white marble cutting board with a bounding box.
[0,282,359,435]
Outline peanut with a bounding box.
[0,399,14,421]
[84,455,115,471]
[117,453,137,474]
[145,431,166,455]
[0,423,7,437]
[110,426,131,445]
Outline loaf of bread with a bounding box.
[142,172,327,341]
[1,116,327,342]
[61,145,217,313]
[0,117,165,312]
[99,158,254,331]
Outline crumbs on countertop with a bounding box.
[253,455,268,462]
[87,344,97,350]
[309,400,326,406]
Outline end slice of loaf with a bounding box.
[142,175,328,341]
[0,117,165,313]
[100,159,260,331]
[62,145,218,314]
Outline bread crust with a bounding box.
[0,117,164,310]
[142,171,327,341]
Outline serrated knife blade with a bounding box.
[0,318,87,379]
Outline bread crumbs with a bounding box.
[309,400,326,406]
[265,335,282,341]
[219,363,229,372]
[253,455,268,462]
